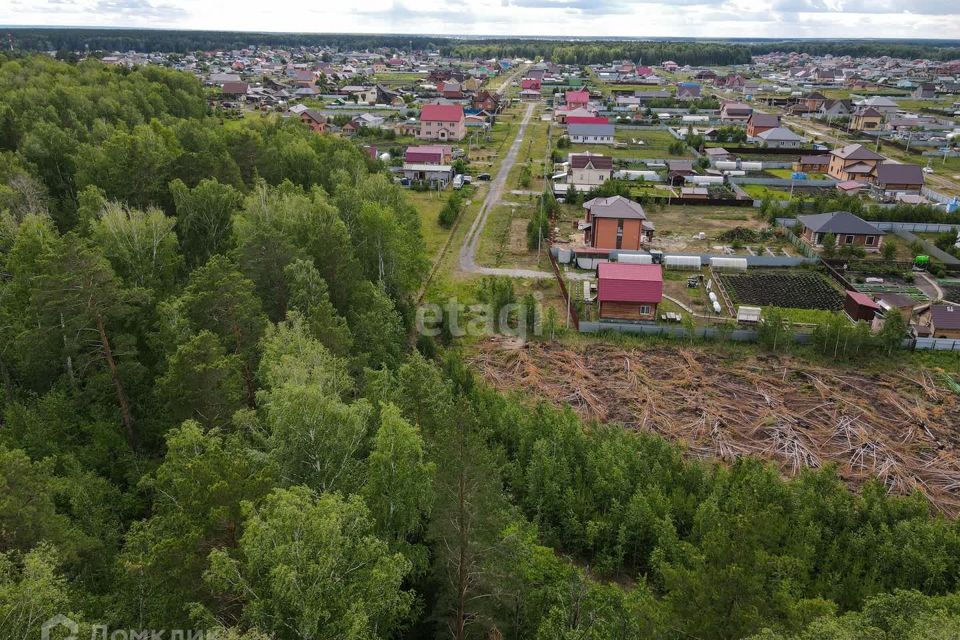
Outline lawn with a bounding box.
[406,189,457,259]
[766,169,828,180]
[742,184,796,200]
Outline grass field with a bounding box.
[406,189,457,259]
[742,184,796,200]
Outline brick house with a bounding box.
[583,196,655,250]
[418,103,466,141]
[797,211,885,253]
[746,112,780,137]
[300,109,328,133]
[827,144,884,181]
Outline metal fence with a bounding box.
[914,337,960,351]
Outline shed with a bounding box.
[844,290,882,322]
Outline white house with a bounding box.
[568,123,615,145]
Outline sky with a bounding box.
[4,0,960,40]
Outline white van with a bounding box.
[453,174,464,190]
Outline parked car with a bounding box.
[453,174,464,189]
[923,166,934,174]
[477,173,492,181]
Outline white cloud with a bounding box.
[3,0,959,38]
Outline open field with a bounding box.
[470,338,960,514]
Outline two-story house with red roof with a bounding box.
[418,103,466,141]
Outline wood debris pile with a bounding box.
[471,338,960,514]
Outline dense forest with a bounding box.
[3,53,960,640]
[745,39,960,62]
[4,29,451,55]
[8,28,959,64]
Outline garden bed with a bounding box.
[719,270,844,310]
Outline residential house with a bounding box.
[819,99,852,119]
[472,90,500,112]
[565,116,610,126]
[568,153,612,187]
[300,109,328,134]
[719,102,753,123]
[521,78,541,91]
[827,144,884,182]
[418,103,466,141]
[441,81,463,99]
[568,123,615,145]
[597,263,663,321]
[872,163,925,196]
[793,155,829,173]
[850,107,883,131]
[913,83,937,99]
[797,211,885,253]
[404,145,452,165]
[855,96,899,114]
[746,112,781,137]
[802,91,827,112]
[520,89,541,101]
[676,82,701,101]
[555,106,599,123]
[221,81,249,99]
[930,305,960,339]
[582,196,655,250]
[757,127,804,148]
[565,89,591,109]
[402,163,453,187]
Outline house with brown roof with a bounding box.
[720,102,753,123]
[418,103,466,141]
[827,144,884,182]
[472,90,501,113]
[221,81,249,99]
[746,112,781,137]
[802,91,827,112]
[871,163,925,196]
[850,107,883,131]
[568,153,612,187]
[797,211,885,253]
[930,304,960,339]
[793,155,829,173]
[582,196,655,251]
[300,109,328,134]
